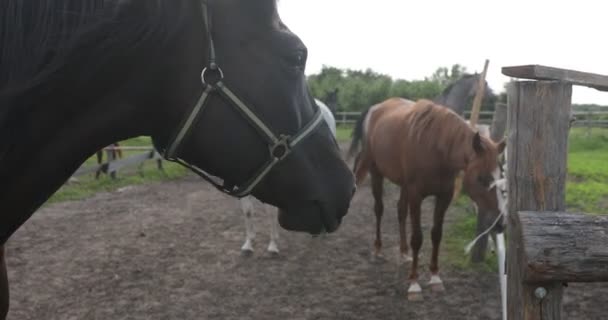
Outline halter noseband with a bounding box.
[160,2,323,198]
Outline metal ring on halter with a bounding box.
[201,66,225,86]
[269,135,291,161]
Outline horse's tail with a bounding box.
[347,106,372,161]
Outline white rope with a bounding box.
[464,209,505,254]
[464,173,508,255]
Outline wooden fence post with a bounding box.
[469,59,490,127]
[491,102,508,142]
[506,81,572,320]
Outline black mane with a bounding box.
[436,73,476,99]
[0,0,194,160]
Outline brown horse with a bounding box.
[352,98,505,301]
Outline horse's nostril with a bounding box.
[351,186,357,196]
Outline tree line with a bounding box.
[308,65,606,113]
[307,64,493,112]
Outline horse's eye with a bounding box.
[287,50,307,68]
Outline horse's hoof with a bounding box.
[407,291,424,301]
[267,251,280,258]
[407,282,423,301]
[371,251,386,263]
[429,275,445,292]
[430,282,445,292]
[241,242,254,256]
[400,253,413,263]
[266,243,279,255]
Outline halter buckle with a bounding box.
[270,135,291,161]
[201,66,224,86]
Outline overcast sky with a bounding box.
[278,0,608,105]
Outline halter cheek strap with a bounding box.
[161,1,323,198]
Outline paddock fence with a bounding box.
[335,109,608,128]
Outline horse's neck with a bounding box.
[440,124,474,170]
[435,85,470,115]
[0,99,144,243]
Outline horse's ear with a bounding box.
[496,139,507,155]
[473,132,484,154]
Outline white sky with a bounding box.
[278,0,608,105]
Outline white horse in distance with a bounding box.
[240,99,336,254]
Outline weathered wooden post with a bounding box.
[505,79,571,319]
[468,59,490,127]
[491,102,508,142]
[502,65,608,320]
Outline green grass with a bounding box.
[442,196,500,272]
[566,128,608,214]
[48,137,189,204]
[336,124,354,142]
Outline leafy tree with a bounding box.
[308,64,483,112]
[429,64,468,86]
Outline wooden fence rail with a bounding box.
[519,211,608,283]
[335,110,608,127]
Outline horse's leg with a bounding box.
[240,197,255,254]
[398,188,412,263]
[452,170,464,200]
[267,208,279,255]
[429,191,453,293]
[95,149,103,179]
[407,191,424,301]
[0,246,8,320]
[115,142,123,159]
[370,166,384,260]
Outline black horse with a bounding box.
[0,1,355,317]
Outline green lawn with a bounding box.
[336,124,354,142]
[566,128,608,214]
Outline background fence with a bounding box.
[335,109,608,128]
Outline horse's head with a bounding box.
[462,133,507,231]
[153,0,354,235]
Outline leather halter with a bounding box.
[160,2,323,198]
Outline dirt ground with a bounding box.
[5,153,608,319]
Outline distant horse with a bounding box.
[95,143,123,179]
[348,73,493,160]
[324,88,340,115]
[239,99,336,254]
[352,98,505,301]
[0,1,355,318]
[434,73,494,116]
